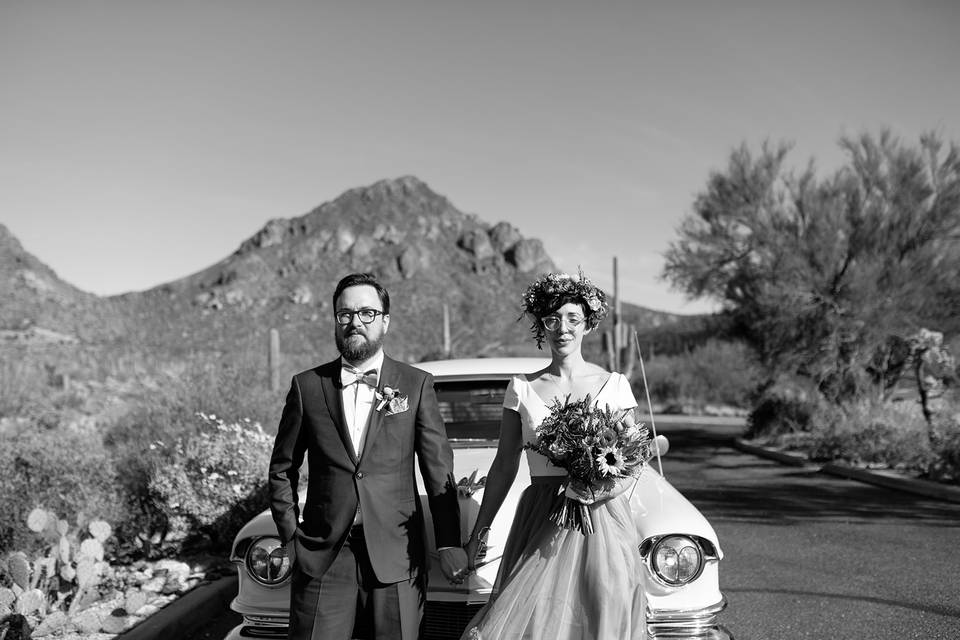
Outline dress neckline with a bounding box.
[522,372,616,408]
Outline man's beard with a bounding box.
[336,329,383,362]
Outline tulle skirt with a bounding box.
[460,480,646,640]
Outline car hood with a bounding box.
[232,446,722,556]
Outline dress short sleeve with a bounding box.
[502,376,522,412]
[615,373,639,410]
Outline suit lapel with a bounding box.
[321,358,359,465]
[359,355,398,462]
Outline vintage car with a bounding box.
[227,358,730,639]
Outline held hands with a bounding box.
[463,536,481,572]
[438,546,470,585]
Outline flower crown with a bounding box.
[520,269,609,348]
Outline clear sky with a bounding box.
[2,0,958,314]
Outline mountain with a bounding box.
[0,223,111,344]
[2,177,698,372]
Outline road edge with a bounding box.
[114,574,237,640]
[732,438,960,504]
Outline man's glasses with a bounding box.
[335,308,386,325]
[541,314,585,332]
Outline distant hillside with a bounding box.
[2,177,703,371]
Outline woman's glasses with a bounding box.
[335,308,385,325]
[541,314,585,332]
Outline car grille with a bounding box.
[423,602,484,640]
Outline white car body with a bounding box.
[227,358,730,639]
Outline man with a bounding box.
[268,273,468,640]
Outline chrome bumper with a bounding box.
[226,615,288,639]
[647,597,732,639]
[229,599,731,639]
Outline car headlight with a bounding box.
[649,535,704,586]
[245,536,292,586]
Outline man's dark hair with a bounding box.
[332,273,390,314]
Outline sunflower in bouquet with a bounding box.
[525,394,653,534]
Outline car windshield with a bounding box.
[434,380,507,442]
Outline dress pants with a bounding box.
[288,525,425,640]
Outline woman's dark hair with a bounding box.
[333,273,390,314]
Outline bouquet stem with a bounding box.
[549,495,595,535]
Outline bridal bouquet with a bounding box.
[525,394,653,534]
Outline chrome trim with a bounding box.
[647,597,731,639]
[243,615,289,626]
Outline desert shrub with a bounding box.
[120,413,273,555]
[0,358,83,427]
[806,400,935,469]
[0,357,47,419]
[0,426,122,555]
[103,354,283,453]
[639,339,760,412]
[746,375,825,439]
[928,423,960,483]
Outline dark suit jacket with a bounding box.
[268,354,461,583]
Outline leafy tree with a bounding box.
[663,130,960,403]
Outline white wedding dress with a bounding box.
[460,372,646,640]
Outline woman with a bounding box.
[460,271,646,639]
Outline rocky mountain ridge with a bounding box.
[3,177,692,370]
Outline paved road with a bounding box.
[186,418,960,640]
[652,417,960,640]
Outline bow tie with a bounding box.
[341,367,378,388]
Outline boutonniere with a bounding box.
[375,385,408,414]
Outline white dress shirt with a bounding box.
[341,350,384,526]
[341,349,384,460]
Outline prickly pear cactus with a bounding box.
[6,552,31,590]
[15,587,45,616]
[88,520,112,543]
[0,585,15,612]
[78,538,104,563]
[76,558,97,590]
[26,508,51,534]
[58,535,72,564]
[60,563,77,582]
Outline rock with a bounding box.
[240,219,288,251]
[223,289,247,306]
[335,227,356,253]
[349,235,377,260]
[33,611,70,637]
[488,222,521,253]
[373,223,405,244]
[140,576,166,593]
[155,560,191,584]
[505,238,551,272]
[457,229,495,260]
[19,269,57,293]
[99,613,129,634]
[160,576,183,595]
[73,607,105,634]
[123,589,148,615]
[397,246,429,279]
[290,284,313,305]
